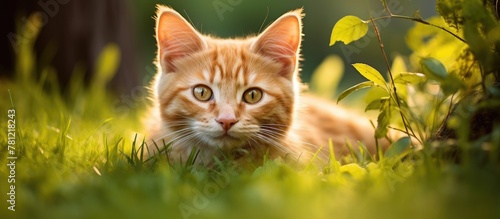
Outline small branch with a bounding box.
[388,126,423,144]
[370,17,413,143]
[370,15,466,44]
[381,0,392,16]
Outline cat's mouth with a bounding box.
[204,131,247,148]
[215,132,240,141]
[207,128,237,138]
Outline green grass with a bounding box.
[1,68,499,219]
[1,44,500,219]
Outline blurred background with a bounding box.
[0,0,437,96]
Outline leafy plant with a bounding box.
[330,0,500,167]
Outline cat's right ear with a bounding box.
[156,5,206,73]
[251,9,303,79]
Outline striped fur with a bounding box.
[147,5,390,165]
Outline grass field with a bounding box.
[1,62,500,219]
[3,25,500,218]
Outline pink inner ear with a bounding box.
[252,14,301,77]
[156,10,204,72]
[257,37,298,59]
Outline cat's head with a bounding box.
[153,5,302,156]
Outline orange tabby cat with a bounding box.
[146,5,391,164]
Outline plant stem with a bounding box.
[370,15,466,44]
[378,0,465,43]
[369,17,413,143]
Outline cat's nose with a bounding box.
[216,115,238,132]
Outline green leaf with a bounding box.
[340,163,366,180]
[310,55,344,98]
[420,57,447,80]
[463,19,495,68]
[365,97,389,111]
[384,137,410,158]
[363,87,389,106]
[393,73,427,84]
[420,57,464,96]
[337,81,374,103]
[330,15,369,46]
[375,109,390,138]
[440,73,464,96]
[390,55,407,76]
[352,63,387,88]
[437,0,463,30]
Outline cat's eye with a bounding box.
[243,88,263,104]
[193,85,213,101]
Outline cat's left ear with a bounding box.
[251,9,303,79]
[156,5,206,73]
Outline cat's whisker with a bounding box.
[254,132,290,154]
[152,127,192,141]
[258,128,318,156]
[152,130,196,150]
[173,132,222,163]
[260,123,289,127]
[168,131,199,150]
[245,138,267,158]
[259,133,285,149]
[260,128,318,152]
[176,131,202,147]
[247,135,271,154]
[261,123,312,132]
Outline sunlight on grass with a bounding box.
[1,9,500,219]
[1,51,498,219]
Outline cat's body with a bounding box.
[146,5,390,164]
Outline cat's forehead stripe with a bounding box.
[205,47,252,86]
[248,73,257,84]
[208,49,218,83]
[202,69,210,82]
[237,65,245,86]
[214,64,223,82]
